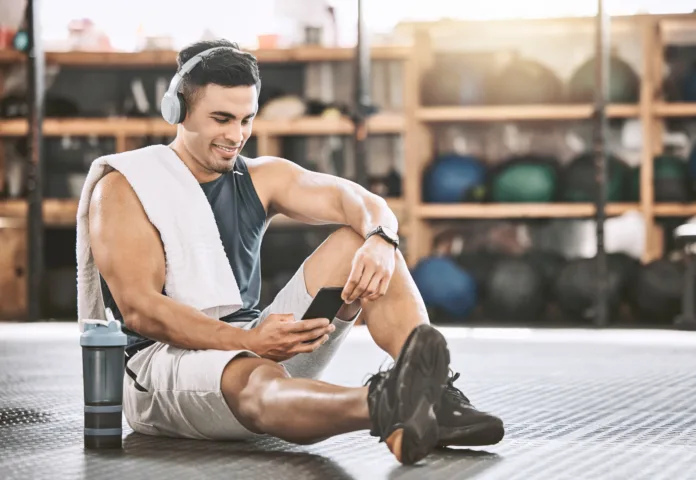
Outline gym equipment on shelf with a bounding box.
[523,250,567,295]
[630,259,684,324]
[421,53,490,106]
[630,154,690,202]
[562,152,631,202]
[554,254,637,323]
[490,56,564,105]
[422,154,487,203]
[673,224,696,330]
[567,55,640,104]
[411,256,478,321]
[456,250,503,303]
[483,256,547,322]
[490,156,559,203]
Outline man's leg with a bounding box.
[303,227,427,359]
[220,324,452,465]
[302,227,505,447]
[221,356,370,445]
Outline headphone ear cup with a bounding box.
[176,92,187,123]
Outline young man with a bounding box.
[88,39,503,465]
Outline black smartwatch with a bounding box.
[366,226,399,249]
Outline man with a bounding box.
[88,39,503,465]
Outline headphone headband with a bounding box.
[161,46,240,125]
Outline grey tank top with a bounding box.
[100,155,267,346]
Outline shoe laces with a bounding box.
[444,370,471,404]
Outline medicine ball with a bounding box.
[491,57,563,105]
[421,54,489,106]
[422,154,487,203]
[484,256,547,322]
[412,256,478,320]
[523,250,566,297]
[568,55,640,104]
[629,155,690,202]
[456,250,503,302]
[683,62,696,102]
[630,259,684,323]
[562,152,630,202]
[491,157,559,203]
[555,256,630,323]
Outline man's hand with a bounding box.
[246,314,336,362]
[342,236,396,304]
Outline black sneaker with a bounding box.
[365,324,451,465]
[435,371,505,447]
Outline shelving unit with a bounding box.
[401,13,696,265]
[3,13,696,319]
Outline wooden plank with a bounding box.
[640,18,658,263]
[0,199,78,226]
[653,204,696,217]
[0,45,412,66]
[0,225,27,320]
[653,102,696,117]
[416,104,640,122]
[416,203,640,219]
[0,114,405,138]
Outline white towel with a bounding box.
[76,144,242,329]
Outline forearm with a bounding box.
[122,291,253,352]
[340,184,398,238]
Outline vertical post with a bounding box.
[593,0,610,327]
[25,0,45,322]
[353,0,371,188]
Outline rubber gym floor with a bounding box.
[2,322,695,480]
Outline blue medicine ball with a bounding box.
[423,154,487,203]
[412,256,478,319]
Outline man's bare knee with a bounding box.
[304,227,364,295]
[221,357,288,434]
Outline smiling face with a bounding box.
[177,83,258,179]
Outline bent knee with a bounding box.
[329,226,365,252]
[227,359,289,433]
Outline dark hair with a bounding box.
[177,39,261,107]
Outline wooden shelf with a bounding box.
[0,198,406,229]
[416,104,640,122]
[0,45,411,66]
[654,204,696,217]
[0,199,79,227]
[653,102,696,117]
[416,203,640,219]
[0,114,405,138]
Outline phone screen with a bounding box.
[301,287,345,322]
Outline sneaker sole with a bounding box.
[437,418,505,447]
[384,325,451,465]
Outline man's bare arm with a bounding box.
[253,156,398,238]
[88,171,253,351]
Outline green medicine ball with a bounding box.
[628,155,689,202]
[491,162,558,202]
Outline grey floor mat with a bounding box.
[1,324,695,480]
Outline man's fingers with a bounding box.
[363,274,384,301]
[295,324,335,343]
[285,317,330,332]
[291,334,329,354]
[342,262,365,303]
[347,268,375,304]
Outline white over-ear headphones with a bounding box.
[160,46,231,125]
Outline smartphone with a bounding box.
[302,287,345,322]
[301,287,345,343]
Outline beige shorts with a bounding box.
[122,262,359,441]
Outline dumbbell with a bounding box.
[673,224,696,330]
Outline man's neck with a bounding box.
[169,136,222,184]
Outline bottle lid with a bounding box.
[80,318,127,347]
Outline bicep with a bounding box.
[89,172,165,314]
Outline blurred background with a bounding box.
[2,0,696,330]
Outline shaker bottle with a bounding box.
[80,310,127,449]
